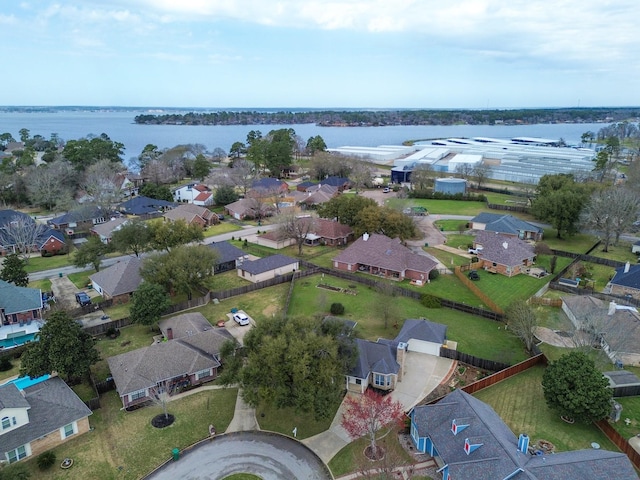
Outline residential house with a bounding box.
[89,256,143,304]
[255,230,296,250]
[0,210,38,255]
[472,230,536,277]
[118,196,176,216]
[347,338,400,394]
[237,254,299,283]
[37,228,66,255]
[346,318,447,393]
[0,280,43,349]
[90,217,129,244]
[209,241,246,274]
[319,176,351,192]
[0,377,92,464]
[225,198,275,221]
[306,218,353,246]
[173,183,214,206]
[291,184,338,209]
[562,295,640,366]
[607,262,640,300]
[410,388,638,480]
[250,177,289,196]
[470,212,543,241]
[115,171,144,197]
[296,181,318,192]
[107,313,234,409]
[163,204,219,227]
[47,206,111,233]
[333,233,436,282]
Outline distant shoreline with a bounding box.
[130,107,640,128]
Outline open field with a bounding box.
[256,399,341,440]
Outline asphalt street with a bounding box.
[147,432,331,480]
[29,223,277,281]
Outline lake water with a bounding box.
[0,110,604,160]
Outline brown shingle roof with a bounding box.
[333,233,436,275]
[474,230,535,267]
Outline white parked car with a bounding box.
[233,312,250,326]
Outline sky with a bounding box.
[1,0,639,109]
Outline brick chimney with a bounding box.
[396,342,407,381]
[608,301,617,316]
[166,327,173,341]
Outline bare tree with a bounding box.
[455,163,474,182]
[376,280,400,329]
[225,159,256,196]
[349,158,374,193]
[150,379,174,422]
[0,215,48,262]
[25,161,75,210]
[409,163,435,190]
[580,188,634,252]
[472,162,492,189]
[277,213,316,256]
[81,159,123,211]
[506,301,538,352]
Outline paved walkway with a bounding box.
[335,459,437,480]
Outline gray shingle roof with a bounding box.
[0,383,30,410]
[351,338,399,379]
[472,212,542,236]
[158,312,213,339]
[107,328,233,396]
[413,389,639,480]
[118,196,176,215]
[239,254,298,275]
[0,280,42,315]
[394,318,447,345]
[333,233,436,275]
[604,370,640,387]
[209,241,245,264]
[90,217,129,238]
[0,377,92,453]
[610,264,640,290]
[474,230,535,267]
[89,256,143,297]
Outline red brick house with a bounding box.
[472,230,536,277]
[333,233,436,282]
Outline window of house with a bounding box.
[355,378,361,385]
[7,445,26,463]
[374,374,390,387]
[195,368,210,380]
[130,389,146,401]
[1,417,10,429]
[63,423,75,438]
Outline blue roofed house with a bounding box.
[607,262,640,300]
[346,318,448,394]
[250,177,289,195]
[209,241,246,274]
[319,176,351,192]
[471,212,543,241]
[236,254,299,283]
[47,206,111,233]
[410,389,639,480]
[0,280,43,349]
[0,377,92,464]
[118,196,176,216]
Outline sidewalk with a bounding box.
[335,459,437,480]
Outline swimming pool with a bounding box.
[2,374,50,390]
[0,333,36,349]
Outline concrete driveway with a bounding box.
[390,352,454,410]
[50,275,80,310]
[224,310,254,345]
[304,352,455,463]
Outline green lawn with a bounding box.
[15,388,238,480]
[92,324,158,380]
[289,274,527,364]
[541,229,599,253]
[474,365,617,453]
[256,397,342,439]
[612,396,640,440]
[203,221,242,237]
[425,247,471,268]
[442,233,475,249]
[23,254,74,273]
[588,240,638,264]
[68,271,92,289]
[387,198,489,216]
[433,219,469,232]
[28,278,52,292]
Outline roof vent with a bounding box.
[363,233,369,241]
[625,261,630,273]
[502,241,508,249]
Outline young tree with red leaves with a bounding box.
[340,389,405,459]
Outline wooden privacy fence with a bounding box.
[439,347,512,373]
[459,354,547,394]
[595,419,640,470]
[454,266,504,314]
[528,297,562,307]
